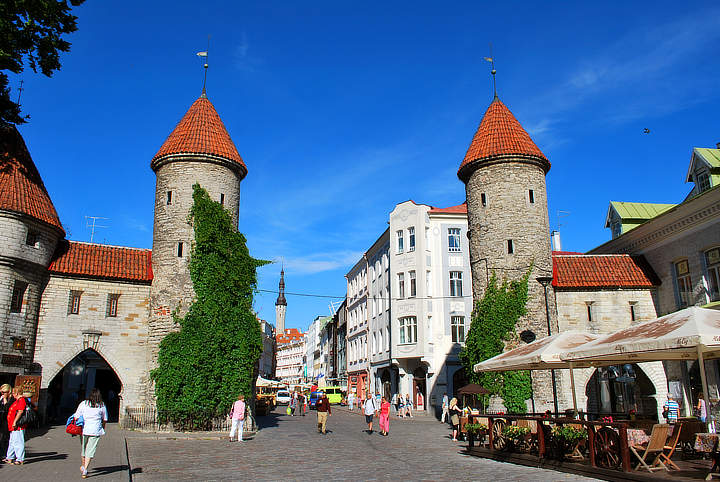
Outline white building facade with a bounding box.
[389,201,473,414]
[346,257,370,398]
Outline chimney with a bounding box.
[551,230,562,252]
[716,142,720,149]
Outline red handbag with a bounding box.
[66,418,83,436]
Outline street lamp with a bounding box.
[536,276,559,417]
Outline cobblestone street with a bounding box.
[126,408,599,481]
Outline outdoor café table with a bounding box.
[694,433,720,480]
[626,428,651,447]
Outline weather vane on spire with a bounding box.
[484,43,497,99]
[196,35,210,95]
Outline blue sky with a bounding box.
[12,1,720,331]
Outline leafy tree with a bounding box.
[459,270,533,413]
[152,184,269,429]
[0,0,85,126]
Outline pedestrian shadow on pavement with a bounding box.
[92,464,130,476]
[23,451,68,463]
[256,411,282,430]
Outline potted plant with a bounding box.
[550,425,588,460]
[464,422,488,447]
[502,425,532,451]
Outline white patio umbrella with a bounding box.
[561,307,720,430]
[474,331,599,413]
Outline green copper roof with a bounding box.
[695,148,720,168]
[610,201,677,221]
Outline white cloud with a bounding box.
[283,250,365,275]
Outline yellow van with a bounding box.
[322,386,343,404]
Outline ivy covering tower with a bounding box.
[152,184,268,429]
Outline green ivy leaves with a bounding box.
[151,184,269,429]
[459,270,533,413]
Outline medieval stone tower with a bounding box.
[275,269,287,333]
[148,91,248,374]
[458,95,560,410]
[0,126,64,376]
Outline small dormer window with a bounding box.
[696,171,711,193]
[611,221,622,239]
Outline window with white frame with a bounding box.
[385,327,390,350]
[372,333,377,354]
[675,260,693,307]
[450,271,462,297]
[425,227,430,246]
[399,316,417,344]
[107,293,120,317]
[426,270,432,297]
[396,230,404,253]
[451,316,465,343]
[706,248,720,302]
[398,273,405,298]
[448,228,461,252]
[378,329,383,353]
[697,171,711,193]
[408,227,415,252]
[68,290,82,315]
[409,270,416,297]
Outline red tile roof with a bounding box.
[458,98,549,182]
[152,95,247,177]
[49,240,153,283]
[0,126,64,234]
[428,202,467,214]
[276,328,304,344]
[552,254,660,289]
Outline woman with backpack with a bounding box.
[73,388,108,478]
[3,386,27,465]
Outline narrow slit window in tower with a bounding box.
[166,191,172,205]
[629,302,637,322]
[481,193,487,207]
[220,193,225,206]
[507,239,514,254]
[586,302,594,322]
[177,242,183,257]
[529,190,535,203]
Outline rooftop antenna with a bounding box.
[196,35,210,96]
[556,210,571,229]
[16,80,24,105]
[84,216,109,243]
[484,43,497,99]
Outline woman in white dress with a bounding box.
[73,388,108,478]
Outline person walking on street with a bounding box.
[0,385,13,460]
[348,391,355,411]
[449,397,462,442]
[73,388,109,478]
[379,396,391,436]
[316,393,331,434]
[397,394,405,418]
[405,394,413,418]
[229,394,246,442]
[3,386,27,465]
[663,395,679,423]
[299,392,306,416]
[441,393,449,423]
[364,393,378,434]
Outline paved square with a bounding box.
[126,408,599,481]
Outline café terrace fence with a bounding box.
[466,413,635,472]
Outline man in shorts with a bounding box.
[363,393,378,434]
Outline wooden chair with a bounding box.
[630,424,670,472]
[656,423,682,470]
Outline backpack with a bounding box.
[16,399,38,427]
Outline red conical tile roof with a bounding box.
[152,94,247,177]
[0,125,64,234]
[458,98,549,182]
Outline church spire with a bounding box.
[275,268,287,306]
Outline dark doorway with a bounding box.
[452,367,469,399]
[412,366,427,411]
[380,369,391,401]
[47,349,122,423]
[586,364,657,421]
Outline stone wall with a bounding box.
[555,288,658,333]
[34,274,150,410]
[0,213,60,376]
